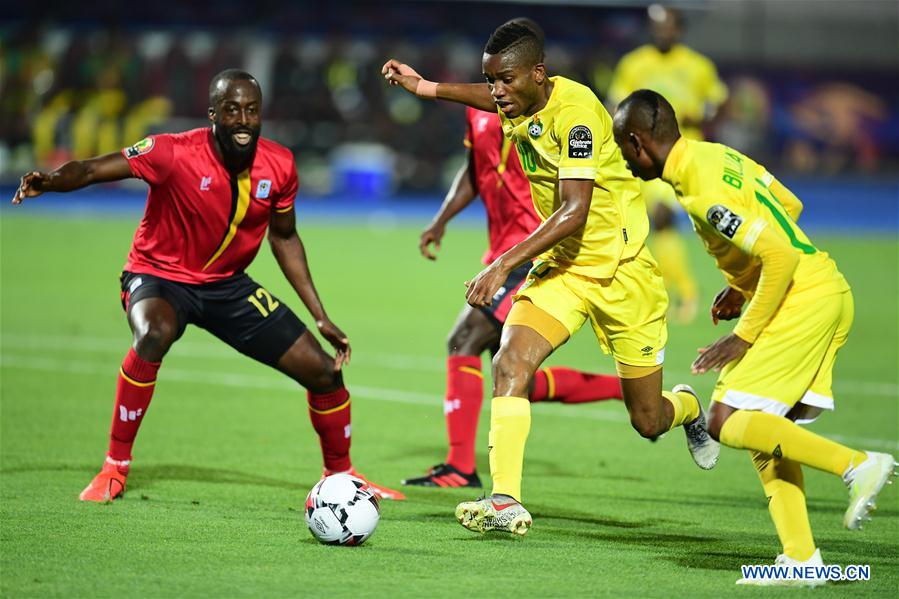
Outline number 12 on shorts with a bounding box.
[248,287,280,317]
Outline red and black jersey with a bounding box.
[122,128,298,284]
[464,107,541,264]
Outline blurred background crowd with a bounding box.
[2,0,897,196]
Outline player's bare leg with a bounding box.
[620,367,719,469]
[405,306,497,488]
[456,323,552,535]
[276,331,406,500]
[80,297,179,502]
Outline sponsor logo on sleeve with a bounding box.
[124,137,154,159]
[706,204,743,238]
[255,179,272,199]
[568,125,593,159]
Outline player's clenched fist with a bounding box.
[12,171,48,204]
[710,285,745,325]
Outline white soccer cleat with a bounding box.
[455,495,532,536]
[673,384,719,470]
[843,452,897,530]
[736,549,827,587]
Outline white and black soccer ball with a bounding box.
[305,473,381,546]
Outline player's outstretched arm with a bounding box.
[268,209,351,369]
[11,152,134,204]
[465,179,592,307]
[381,59,496,112]
[420,153,478,260]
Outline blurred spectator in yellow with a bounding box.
[607,4,728,323]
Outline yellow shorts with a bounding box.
[511,246,669,368]
[640,178,678,210]
[712,289,854,423]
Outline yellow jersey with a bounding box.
[500,76,648,280]
[662,138,849,342]
[608,44,728,140]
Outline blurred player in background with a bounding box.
[613,90,896,584]
[384,19,718,536]
[12,69,405,502]
[403,102,623,489]
[607,5,728,322]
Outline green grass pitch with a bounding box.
[1,211,896,597]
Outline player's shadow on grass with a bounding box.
[128,464,311,492]
[2,463,309,492]
[668,550,774,571]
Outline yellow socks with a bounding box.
[663,390,700,431]
[751,451,816,561]
[489,396,531,502]
[721,410,868,476]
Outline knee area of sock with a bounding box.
[709,413,733,443]
[307,370,343,395]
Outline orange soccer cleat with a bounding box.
[79,458,129,502]
[323,468,406,501]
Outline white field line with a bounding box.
[2,332,897,399]
[2,354,896,451]
[0,353,625,424]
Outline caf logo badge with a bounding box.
[528,117,543,139]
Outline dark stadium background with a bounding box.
[1,0,897,231]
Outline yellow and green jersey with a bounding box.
[662,137,849,342]
[500,76,648,280]
[608,44,727,140]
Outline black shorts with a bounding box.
[477,262,532,330]
[120,271,307,366]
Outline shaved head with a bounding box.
[612,89,681,181]
[613,89,680,143]
[209,69,260,107]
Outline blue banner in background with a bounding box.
[2,178,897,234]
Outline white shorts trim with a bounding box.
[799,390,835,411]
[719,389,791,416]
[719,389,835,424]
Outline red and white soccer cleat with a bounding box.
[79,458,129,502]
[323,468,406,501]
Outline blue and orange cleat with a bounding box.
[79,458,129,502]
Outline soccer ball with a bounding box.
[305,473,381,546]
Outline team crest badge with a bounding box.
[256,180,272,199]
[124,137,154,159]
[528,116,543,139]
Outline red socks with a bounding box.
[530,367,622,403]
[108,348,161,462]
[308,387,352,473]
[444,356,484,474]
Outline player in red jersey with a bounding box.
[11,69,404,502]
[402,106,622,488]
